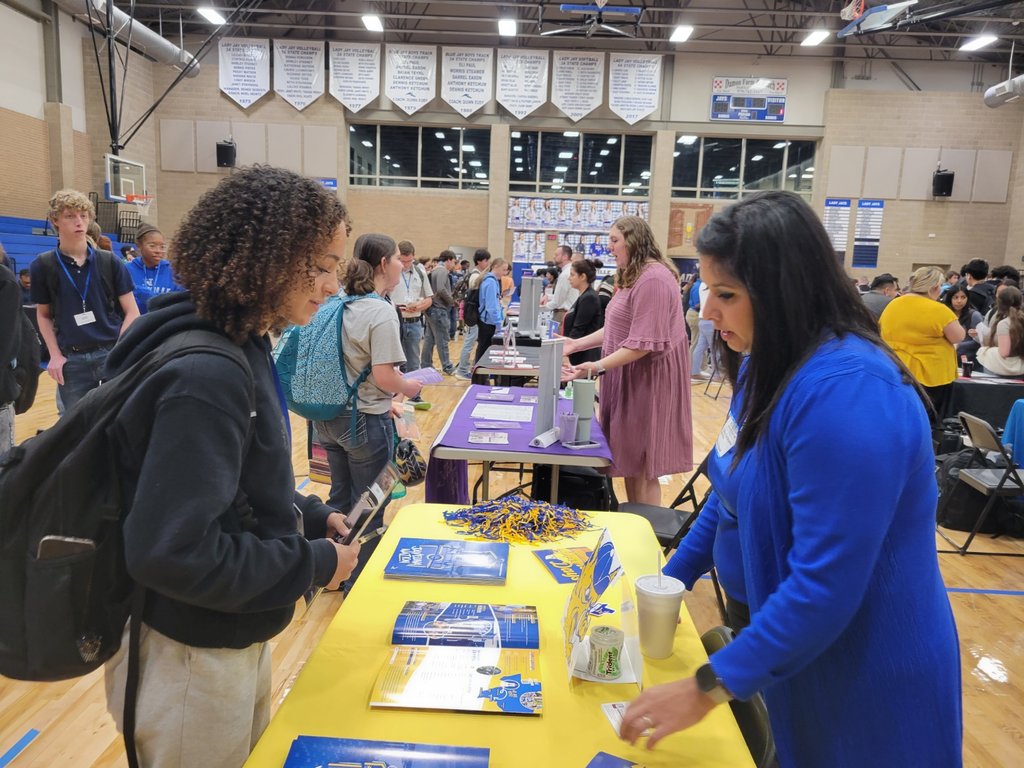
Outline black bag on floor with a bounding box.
[532,464,613,511]
[936,448,1008,534]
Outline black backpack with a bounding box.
[462,271,483,327]
[12,310,42,414]
[452,271,472,304]
[935,448,1007,534]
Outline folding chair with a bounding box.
[936,412,1024,557]
[703,374,727,401]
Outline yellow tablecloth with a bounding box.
[245,504,754,768]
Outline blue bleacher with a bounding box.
[0,215,128,274]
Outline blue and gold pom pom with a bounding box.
[443,495,593,544]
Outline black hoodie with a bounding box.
[106,291,338,649]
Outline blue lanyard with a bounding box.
[56,251,93,313]
[264,338,291,445]
[401,270,412,291]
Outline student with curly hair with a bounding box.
[101,167,361,768]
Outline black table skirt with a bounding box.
[941,378,1024,429]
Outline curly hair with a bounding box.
[613,215,678,289]
[171,166,350,343]
[48,188,94,223]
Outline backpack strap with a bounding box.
[95,249,123,319]
[38,251,62,336]
[335,293,387,440]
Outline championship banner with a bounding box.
[507,197,648,231]
[328,42,380,113]
[219,38,270,108]
[496,50,549,120]
[273,40,324,111]
[551,51,604,122]
[385,44,437,115]
[608,53,661,125]
[442,47,493,117]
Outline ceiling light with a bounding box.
[751,155,763,161]
[450,158,458,163]
[595,162,603,168]
[802,173,814,178]
[349,126,355,132]
[670,25,693,43]
[469,160,482,167]
[590,171,598,175]
[788,173,797,178]
[515,157,523,163]
[552,185,562,190]
[623,188,635,194]
[462,144,475,152]
[640,171,651,178]
[498,18,517,36]
[807,166,815,171]
[513,145,522,151]
[714,175,723,180]
[773,141,787,149]
[475,172,488,178]
[435,131,445,139]
[673,151,680,157]
[516,166,524,171]
[677,135,698,145]
[553,178,563,183]
[961,35,997,51]
[443,145,453,151]
[362,14,383,32]
[729,166,736,171]
[383,154,391,160]
[392,163,400,168]
[606,138,617,144]
[558,152,574,159]
[361,140,373,148]
[555,165,568,172]
[450,127,462,131]
[629,182,642,187]
[600,149,610,156]
[197,7,226,25]
[511,131,521,138]
[564,131,580,137]
[801,29,830,47]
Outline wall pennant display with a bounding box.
[273,40,325,111]
[219,38,270,108]
[441,47,494,118]
[608,53,661,125]
[551,51,605,122]
[385,44,437,115]
[329,42,380,113]
[496,50,549,120]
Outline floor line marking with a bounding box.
[297,478,310,490]
[946,587,1024,597]
[0,729,40,768]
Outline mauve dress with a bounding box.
[599,262,693,479]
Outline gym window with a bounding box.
[672,136,816,201]
[349,124,491,190]
[509,130,652,197]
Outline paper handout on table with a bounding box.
[401,367,445,384]
[391,601,539,649]
[476,393,516,402]
[383,538,509,585]
[601,701,651,740]
[474,421,522,430]
[469,431,509,444]
[533,546,593,584]
[282,735,490,767]
[586,749,645,767]
[470,403,535,422]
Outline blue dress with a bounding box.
[694,336,962,767]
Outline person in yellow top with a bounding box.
[879,266,965,415]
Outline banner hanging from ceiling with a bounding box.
[273,40,324,111]
[496,50,549,120]
[441,47,494,117]
[328,42,380,112]
[551,51,605,122]
[385,44,437,115]
[608,53,661,124]
[219,38,270,108]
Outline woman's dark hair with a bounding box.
[984,286,1024,356]
[571,258,601,284]
[135,221,162,245]
[172,166,350,343]
[345,233,397,296]
[695,190,930,462]
[941,283,974,328]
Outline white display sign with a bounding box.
[551,51,604,122]
[385,44,437,115]
[441,47,493,117]
[508,197,648,231]
[329,42,380,112]
[608,53,661,125]
[496,50,549,120]
[273,40,324,111]
[219,38,270,109]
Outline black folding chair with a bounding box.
[936,412,1024,557]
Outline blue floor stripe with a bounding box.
[297,478,310,490]
[946,587,1024,597]
[0,730,40,768]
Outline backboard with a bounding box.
[104,154,146,202]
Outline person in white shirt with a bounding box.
[549,245,580,324]
[690,279,720,382]
[388,240,432,376]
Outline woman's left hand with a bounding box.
[619,678,717,749]
[325,512,350,540]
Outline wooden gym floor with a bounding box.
[3,335,1023,766]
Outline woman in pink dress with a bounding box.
[563,216,693,503]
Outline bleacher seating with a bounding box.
[0,215,128,274]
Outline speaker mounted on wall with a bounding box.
[932,170,954,197]
[216,140,237,168]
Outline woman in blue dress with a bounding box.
[620,191,962,767]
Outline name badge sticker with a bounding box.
[74,311,97,326]
[715,413,739,457]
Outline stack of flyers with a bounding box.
[383,539,510,585]
[282,736,489,767]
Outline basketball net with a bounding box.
[125,194,153,218]
[840,0,866,21]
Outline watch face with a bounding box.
[695,663,717,693]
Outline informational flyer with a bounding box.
[441,46,493,117]
[496,49,549,120]
[385,44,437,115]
[283,736,489,768]
[273,40,324,111]
[551,51,605,121]
[823,198,852,262]
[534,546,594,584]
[608,53,662,124]
[218,38,270,108]
[328,42,380,112]
[391,602,539,649]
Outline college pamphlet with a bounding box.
[533,546,593,584]
[391,601,540,649]
[383,539,510,585]
[282,735,489,767]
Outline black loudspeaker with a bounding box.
[216,141,237,168]
[932,170,954,197]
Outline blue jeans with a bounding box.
[457,323,478,377]
[399,319,423,374]
[421,305,455,374]
[58,346,112,415]
[691,319,719,376]
[313,410,395,592]
[448,305,459,337]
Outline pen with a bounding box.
[358,526,387,545]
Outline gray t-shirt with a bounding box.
[862,290,893,322]
[340,294,406,414]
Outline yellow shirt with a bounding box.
[879,294,958,387]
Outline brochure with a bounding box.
[383,539,510,585]
[282,735,489,767]
[586,752,642,768]
[391,602,539,649]
[533,546,593,584]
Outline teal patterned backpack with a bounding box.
[273,293,385,433]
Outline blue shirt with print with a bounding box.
[125,258,184,314]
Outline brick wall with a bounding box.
[0,106,50,219]
[814,90,1024,279]
[74,130,92,192]
[1005,119,1024,265]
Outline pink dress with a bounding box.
[599,262,693,479]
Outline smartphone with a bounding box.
[338,464,401,545]
[563,440,600,450]
[37,535,95,559]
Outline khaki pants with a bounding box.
[686,308,701,354]
[105,623,271,768]
[552,308,567,325]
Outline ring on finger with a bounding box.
[641,715,655,730]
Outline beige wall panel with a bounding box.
[231,122,267,167]
[899,148,941,200]
[196,121,230,173]
[939,148,976,202]
[303,125,338,179]
[862,147,902,200]
[825,146,864,198]
[269,124,303,173]
[160,119,195,172]
[973,150,1013,204]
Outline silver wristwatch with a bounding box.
[695,663,734,705]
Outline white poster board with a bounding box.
[328,42,380,112]
[218,38,270,109]
[496,50,549,120]
[273,41,324,111]
[608,53,661,124]
[441,47,494,117]
[551,51,605,122]
[385,44,437,115]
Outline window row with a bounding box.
[672,136,816,200]
[349,124,492,189]
[508,130,653,197]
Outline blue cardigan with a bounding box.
[684,335,962,767]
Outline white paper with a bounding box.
[219,38,270,108]
[469,403,535,423]
[469,431,509,445]
[441,47,493,117]
[496,49,549,120]
[328,42,380,112]
[551,51,604,122]
[273,41,324,111]
[602,702,650,738]
[385,44,437,115]
[608,53,661,124]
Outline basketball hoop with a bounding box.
[841,0,866,21]
[125,194,153,218]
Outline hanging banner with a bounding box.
[441,47,494,117]
[508,197,648,231]
[273,40,324,111]
[823,198,852,262]
[511,231,549,264]
[551,51,605,122]
[385,44,437,115]
[329,42,380,113]
[219,38,270,109]
[608,53,661,125]
[852,200,884,268]
[496,50,549,120]
[559,233,614,269]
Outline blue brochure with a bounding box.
[283,735,489,767]
[383,539,510,585]
[392,602,539,649]
[585,752,642,768]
